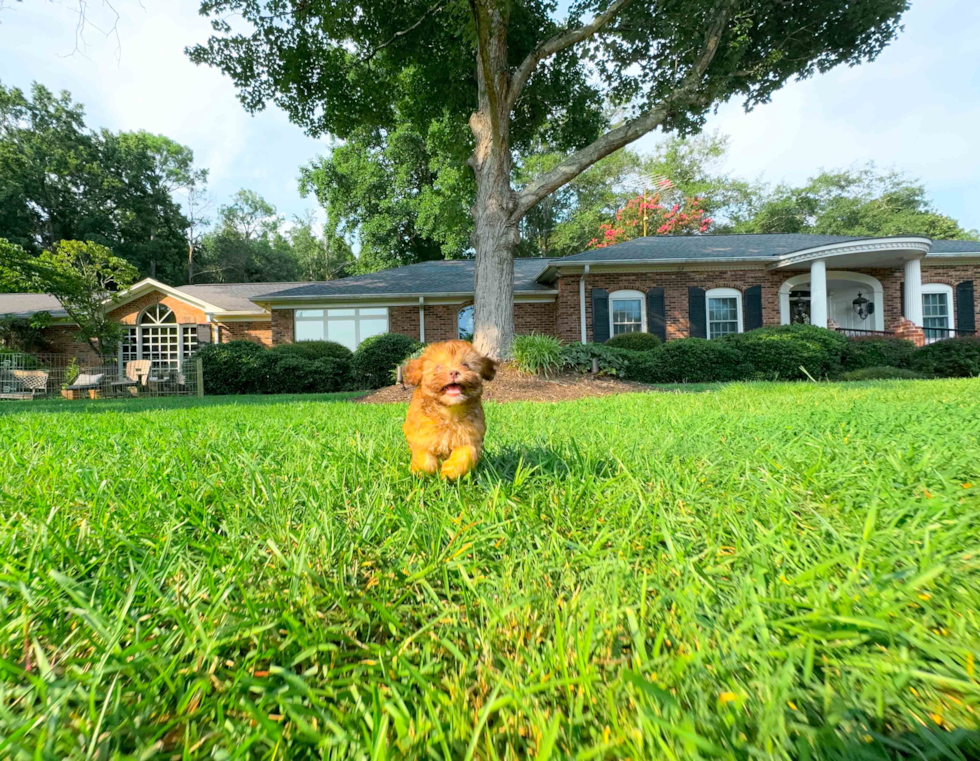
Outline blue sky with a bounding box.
[1,0,979,235]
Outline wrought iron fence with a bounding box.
[0,352,203,401]
[834,328,896,339]
[923,327,978,344]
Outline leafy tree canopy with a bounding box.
[731,165,978,240]
[0,82,205,284]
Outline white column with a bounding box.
[904,258,923,326]
[418,297,426,342]
[810,258,828,328]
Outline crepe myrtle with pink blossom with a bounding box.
[588,188,711,249]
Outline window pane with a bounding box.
[327,320,357,350]
[295,320,325,341]
[708,297,737,322]
[458,305,474,340]
[296,309,324,318]
[359,308,387,316]
[611,298,642,335]
[359,317,388,343]
[327,308,356,317]
[709,321,738,339]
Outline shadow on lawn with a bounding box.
[0,392,364,416]
[479,443,616,483]
[814,725,980,760]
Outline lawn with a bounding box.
[1,380,979,759]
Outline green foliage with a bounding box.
[731,164,979,240]
[561,343,630,376]
[255,353,350,394]
[4,380,979,756]
[352,333,423,389]
[722,324,848,380]
[623,338,752,384]
[840,365,929,381]
[0,349,45,370]
[510,334,564,376]
[269,340,353,363]
[0,83,203,282]
[604,332,662,352]
[31,241,139,361]
[287,210,354,281]
[0,311,51,352]
[911,337,980,378]
[841,337,916,371]
[61,356,79,389]
[197,340,266,395]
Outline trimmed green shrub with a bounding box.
[911,337,980,378]
[624,339,754,384]
[840,366,929,381]
[255,353,350,393]
[511,334,564,376]
[841,337,915,371]
[722,324,847,380]
[353,333,423,389]
[604,332,662,352]
[269,340,353,363]
[197,340,266,395]
[561,343,631,376]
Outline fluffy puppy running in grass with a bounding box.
[402,340,497,479]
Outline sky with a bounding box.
[1,0,979,234]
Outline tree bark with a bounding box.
[469,0,519,360]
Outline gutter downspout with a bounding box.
[579,265,590,344]
[418,297,426,343]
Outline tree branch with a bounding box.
[507,0,637,111]
[362,1,447,63]
[512,0,734,221]
[470,0,503,150]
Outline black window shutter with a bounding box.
[957,280,976,332]
[646,287,666,342]
[689,286,707,338]
[591,288,610,343]
[900,281,905,318]
[743,285,763,331]
[197,324,212,344]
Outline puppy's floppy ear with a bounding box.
[478,356,498,381]
[403,357,424,386]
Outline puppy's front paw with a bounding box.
[440,446,478,481]
[410,449,439,476]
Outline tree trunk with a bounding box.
[469,1,519,360]
[188,242,195,283]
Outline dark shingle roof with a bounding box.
[257,258,555,301]
[177,282,310,312]
[556,234,876,262]
[929,240,980,253]
[0,293,66,318]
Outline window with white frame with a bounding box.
[706,288,743,339]
[608,290,646,336]
[119,305,201,372]
[922,283,954,343]
[294,307,389,351]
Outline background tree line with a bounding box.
[2,80,975,297]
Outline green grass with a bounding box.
[2,380,980,759]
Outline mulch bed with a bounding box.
[356,364,661,404]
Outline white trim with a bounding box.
[107,278,229,314]
[778,271,885,332]
[608,289,647,336]
[768,237,931,269]
[419,297,426,343]
[922,283,955,342]
[705,287,743,339]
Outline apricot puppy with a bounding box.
[402,340,497,480]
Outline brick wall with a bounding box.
[514,302,558,336]
[271,309,294,345]
[555,264,980,342]
[108,292,207,324]
[386,301,558,343]
[39,326,103,365]
[216,320,273,347]
[389,306,421,340]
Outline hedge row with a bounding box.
[198,334,422,395]
[614,326,980,384]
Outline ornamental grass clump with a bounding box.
[510,334,564,376]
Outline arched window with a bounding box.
[458,305,474,341]
[922,283,954,343]
[608,290,646,336]
[705,288,743,339]
[139,304,177,325]
[121,303,198,372]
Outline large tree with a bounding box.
[0,82,203,284]
[731,165,978,240]
[189,0,909,356]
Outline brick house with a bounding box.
[2,234,978,369]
